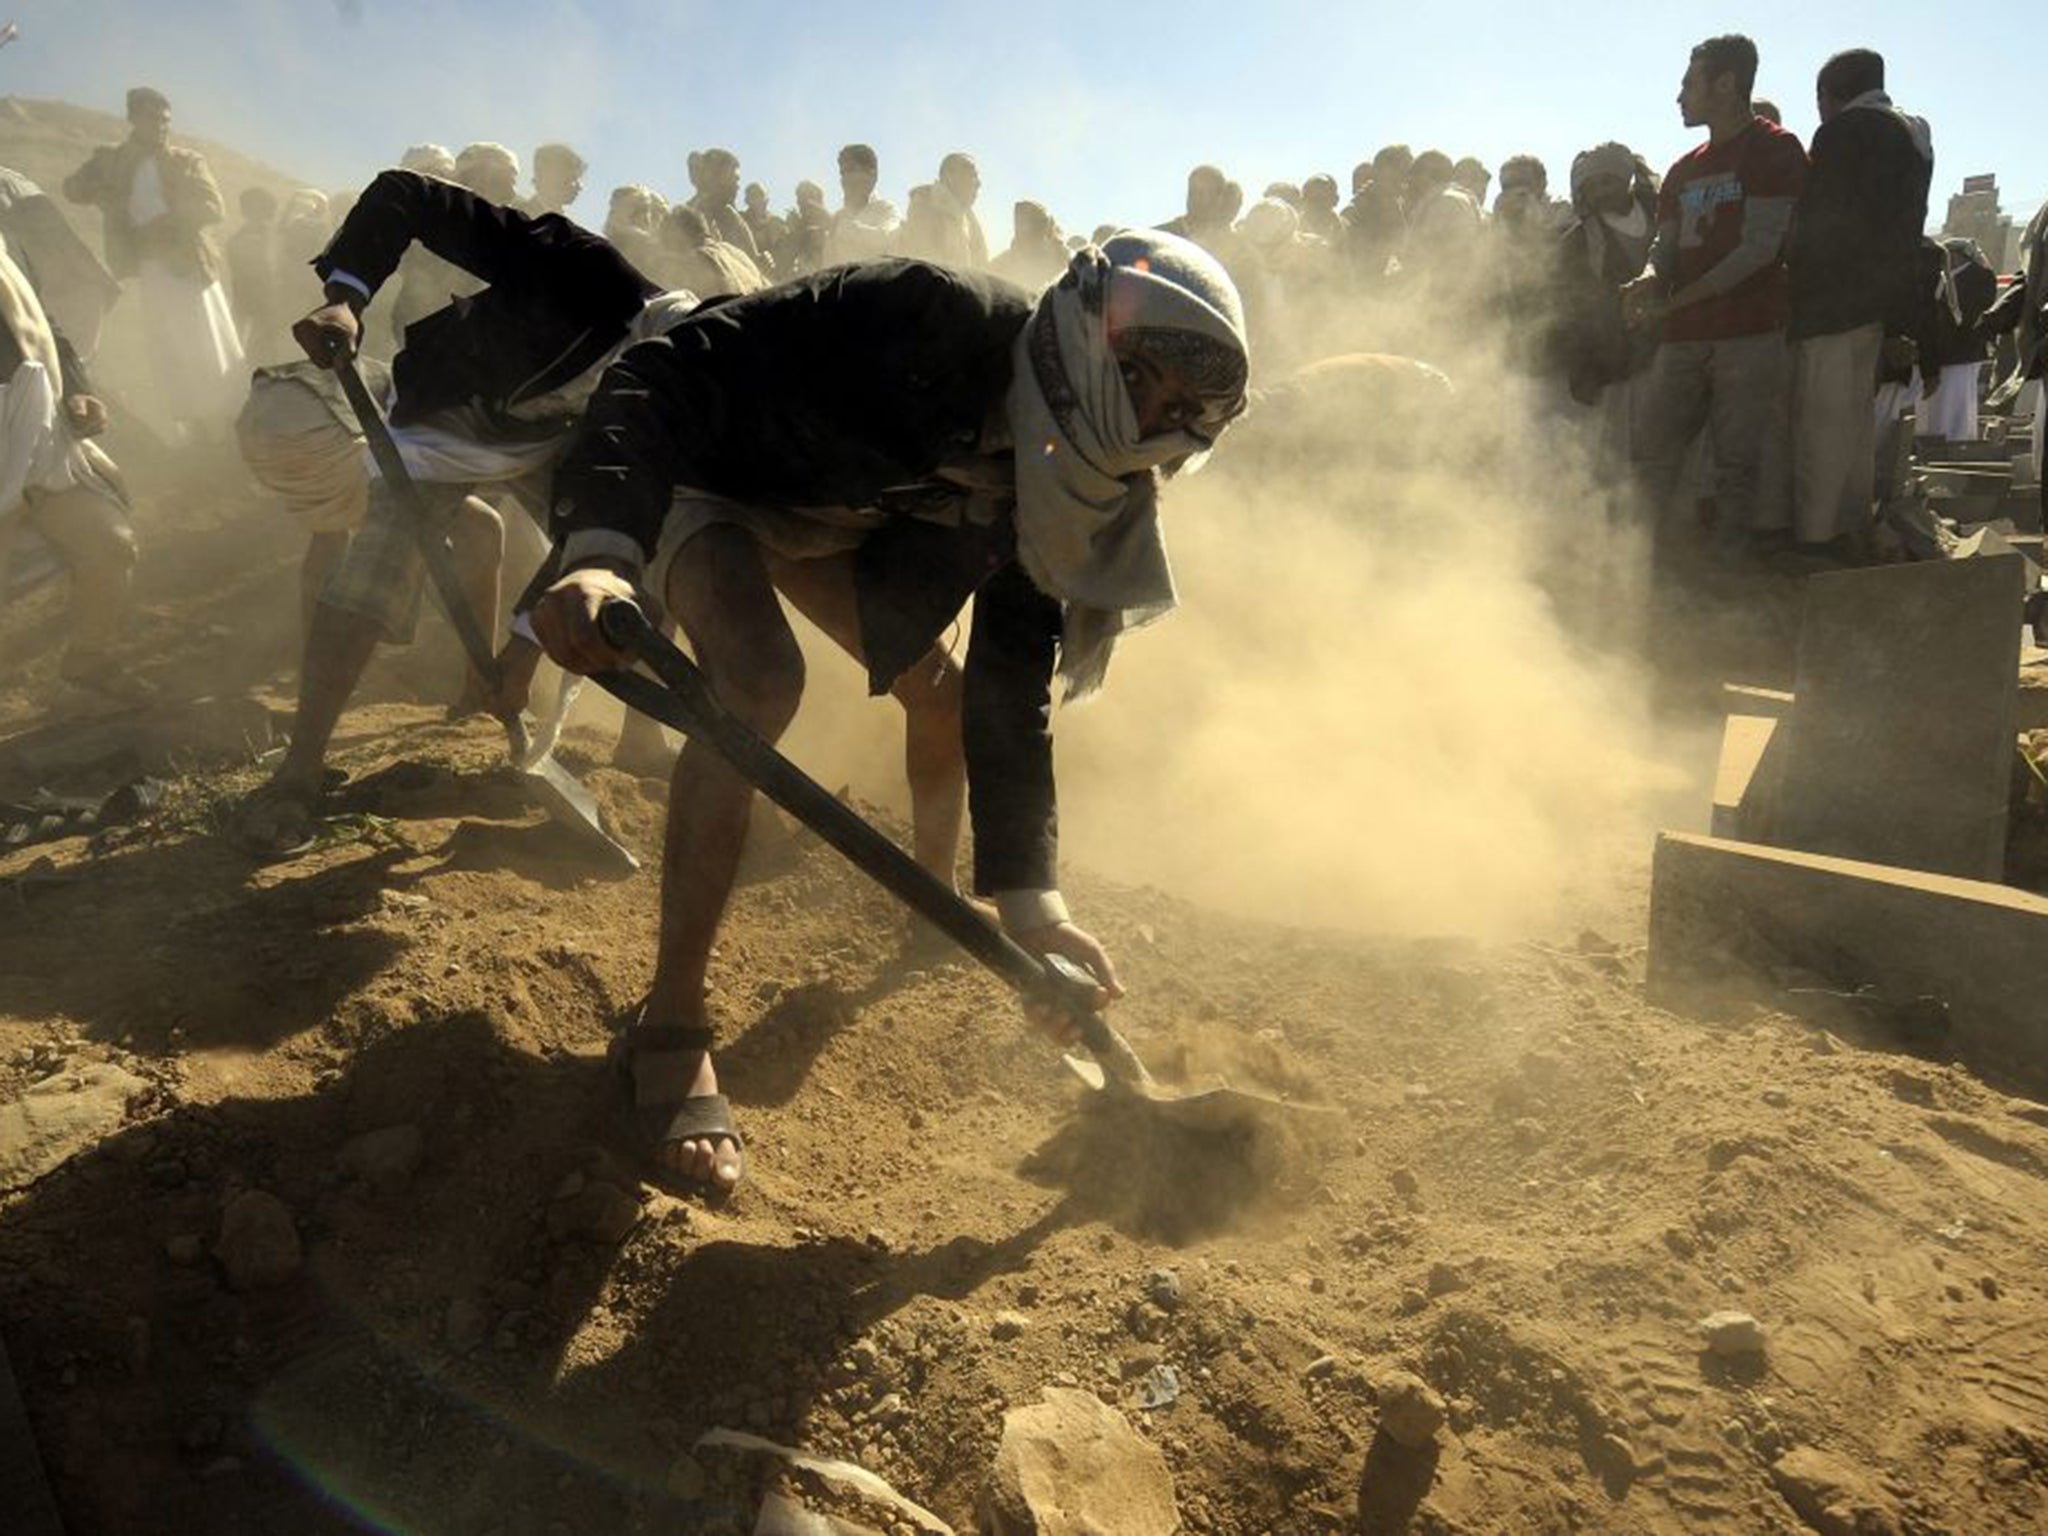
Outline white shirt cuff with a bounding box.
[326,269,373,302]
[561,528,646,574]
[996,889,1069,931]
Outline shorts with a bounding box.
[237,373,368,536]
[648,487,887,604]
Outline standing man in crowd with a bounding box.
[827,144,899,265]
[907,152,988,270]
[1782,48,1932,558]
[685,149,763,268]
[523,143,588,221]
[526,232,1251,1194]
[1625,34,1807,563]
[62,87,244,440]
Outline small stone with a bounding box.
[1978,1275,2002,1300]
[1304,1355,1340,1380]
[1144,1268,1182,1311]
[1398,1287,1429,1315]
[215,1191,302,1291]
[1762,1089,1790,1108]
[991,1311,1029,1342]
[337,1124,424,1188]
[1699,1311,1766,1357]
[1389,1168,1420,1197]
[1425,1262,1465,1297]
[1377,1371,1447,1449]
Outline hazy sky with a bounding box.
[7,0,2041,241]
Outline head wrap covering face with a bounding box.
[1569,142,1636,201]
[1006,228,1248,699]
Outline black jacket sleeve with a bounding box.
[963,562,1063,894]
[314,168,648,322]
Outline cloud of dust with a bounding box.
[1055,445,1681,941]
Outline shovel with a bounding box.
[330,356,637,873]
[590,597,1331,1138]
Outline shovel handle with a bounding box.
[331,356,506,700]
[593,598,1116,1032]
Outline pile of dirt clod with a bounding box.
[5,561,2048,1534]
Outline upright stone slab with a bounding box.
[1774,555,2024,880]
[1648,831,2048,1076]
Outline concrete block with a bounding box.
[1712,713,1785,842]
[1648,831,2048,1074]
[1774,555,2024,880]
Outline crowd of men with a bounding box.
[2,36,2044,1193]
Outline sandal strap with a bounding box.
[663,1091,742,1149]
[622,1022,715,1055]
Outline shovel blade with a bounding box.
[521,755,639,872]
[1061,1051,1342,1137]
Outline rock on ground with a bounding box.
[0,1062,148,1190]
[1376,1370,1448,1450]
[1700,1310,1768,1357]
[981,1387,1178,1535]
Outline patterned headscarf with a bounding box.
[1006,228,1248,698]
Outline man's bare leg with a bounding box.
[764,549,967,883]
[446,495,504,713]
[640,526,804,1189]
[299,531,350,645]
[270,602,384,797]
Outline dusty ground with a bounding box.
[4,447,2048,1536]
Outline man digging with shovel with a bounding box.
[232,167,693,854]
[531,234,1252,1194]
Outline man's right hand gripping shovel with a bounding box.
[293,296,363,370]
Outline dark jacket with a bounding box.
[1785,104,1932,341]
[1548,213,1658,402]
[553,259,1065,893]
[1911,238,1997,372]
[313,169,656,428]
[61,140,226,283]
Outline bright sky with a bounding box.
[7,0,2042,244]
